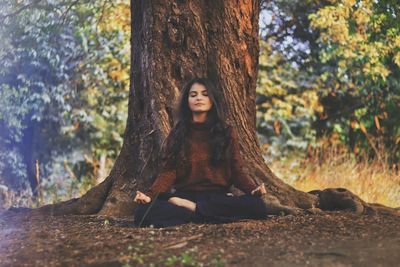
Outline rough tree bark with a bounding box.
[37,0,398,217]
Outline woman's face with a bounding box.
[188,83,213,113]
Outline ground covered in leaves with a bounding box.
[0,210,399,266]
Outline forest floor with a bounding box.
[0,210,399,267]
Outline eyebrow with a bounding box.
[189,89,208,93]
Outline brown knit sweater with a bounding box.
[145,121,258,199]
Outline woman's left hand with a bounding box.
[251,183,266,197]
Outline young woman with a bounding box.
[133,77,268,227]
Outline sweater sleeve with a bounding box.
[144,160,176,200]
[144,131,177,200]
[229,127,258,194]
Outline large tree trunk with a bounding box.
[37,0,398,217]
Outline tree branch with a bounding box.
[59,0,80,25]
[96,0,113,28]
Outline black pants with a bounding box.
[134,190,268,228]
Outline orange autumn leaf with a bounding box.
[374,115,381,130]
[273,120,281,135]
[360,122,367,134]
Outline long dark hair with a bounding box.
[162,77,231,169]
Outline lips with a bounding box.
[195,103,204,106]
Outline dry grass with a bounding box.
[0,179,94,211]
[269,144,400,208]
[0,187,37,210]
[2,143,399,211]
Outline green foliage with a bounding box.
[0,0,130,199]
[309,0,400,161]
[63,0,129,166]
[257,40,321,158]
[259,0,400,162]
[257,0,330,159]
[0,148,27,188]
[0,0,82,189]
[0,85,30,143]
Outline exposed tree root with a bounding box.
[6,184,399,219]
[309,188,400,216]
[35,175,113,216]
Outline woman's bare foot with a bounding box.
[168,197,196,212]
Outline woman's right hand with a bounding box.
[134,191,151,204]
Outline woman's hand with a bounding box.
[134,191,151,204]
[251,183,266,197]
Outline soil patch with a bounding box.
[1,211,399,266]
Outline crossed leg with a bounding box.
[134,192,303,228]
[168,197,197,212]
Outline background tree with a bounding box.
[0,0,130,203]
[257,0,328,158]
[309,0,400,162]
[0,1,81,195]
[257,0,400,164]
